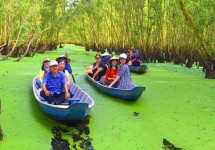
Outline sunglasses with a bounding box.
[95,57,100,59]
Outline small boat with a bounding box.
[86,74,145,101]
[129,63,147,73]
[32,77,94,121]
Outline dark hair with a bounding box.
[57,59,65,64]
[95,54,101,58]
[110,59,118,74]
[57,59,66,73]
[41,61,48,70]
[56,57,69,63]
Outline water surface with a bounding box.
[0,45,215,150]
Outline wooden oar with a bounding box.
[71,73,76,84]
[64,51,76,84]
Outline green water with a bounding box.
[0,45,215,150]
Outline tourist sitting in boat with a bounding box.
[125,47,135,65]
[130,49,142,66]
[57,59,71,88]
[103,56,120,88]
[88,54,107,81]
[108,53,135,89]
[35,58,50,88]
[101,52,112,64]
[56,52,73,75]
[57,59,76,98]
[40,60,70,105]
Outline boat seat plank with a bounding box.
[40,97,46,101]
[66,97,80,103]
[70,91,75,97]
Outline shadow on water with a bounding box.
[30,88,94,150]
[133,112,140,116]
[162,139,184,150]
[51,116,94,150]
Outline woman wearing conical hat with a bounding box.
[103,56,120,88]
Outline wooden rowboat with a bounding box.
[129,63,147,73]
[86,74,145,101]
[32,77,94,121]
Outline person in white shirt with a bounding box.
[57,60,71,88]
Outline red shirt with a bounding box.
[106,67,120,81]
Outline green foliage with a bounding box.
[0,0,214,59]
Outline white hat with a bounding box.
[101,52,110,57]
[120,53,127,59]
[43,58,50,62]
[49,60,58,66]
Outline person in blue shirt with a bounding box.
[101,52,112,64]
[108,53,135,89]
[130,49,142,66]
[40,60,70,105]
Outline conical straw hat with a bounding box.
[108,56,119,61]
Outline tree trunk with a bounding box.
[178,0,215,78]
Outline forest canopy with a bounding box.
[0,0,214,77]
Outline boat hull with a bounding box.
[86,74,145,101]
[38,102,89,121]
[32,77,94,121]
[129,64,147,73]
